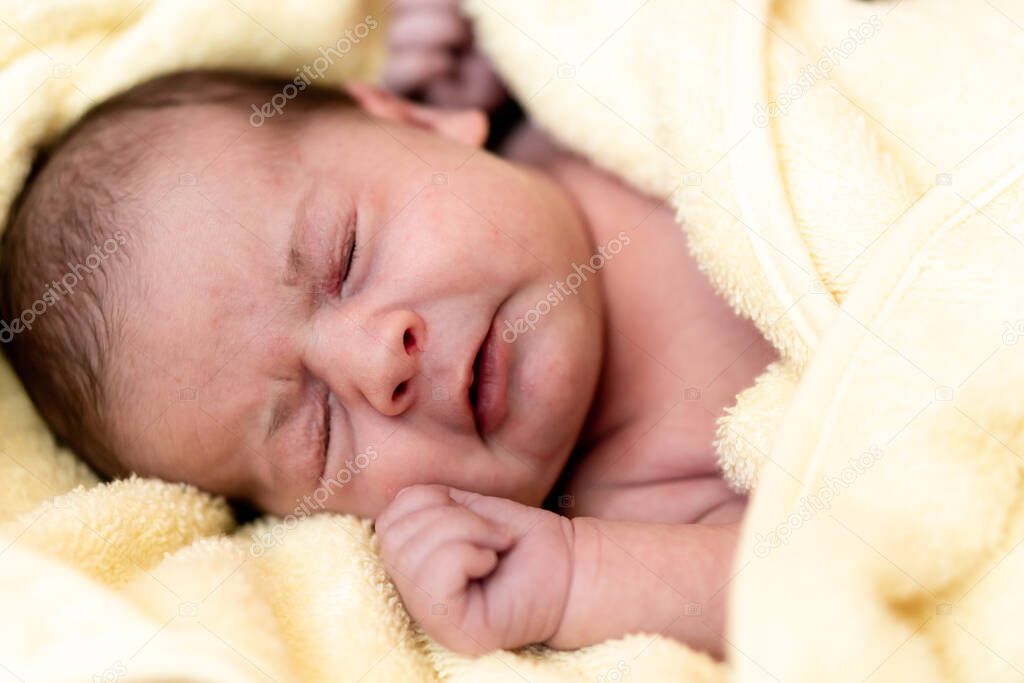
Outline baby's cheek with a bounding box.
[263,332,296,364]
[318,456,419,519]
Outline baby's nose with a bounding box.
[359,309,424,417]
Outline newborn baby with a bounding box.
[0,30,775,659]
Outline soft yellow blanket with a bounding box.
[2,0,1023,681]
[466,1,1024,680]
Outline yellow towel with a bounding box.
[3,0,1023,681]
[0,0,720,680]
[465,0,1024,680]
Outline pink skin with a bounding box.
[112,85,603,519]
[372,109,762,657]
[376,483,739,656]
[382,0,507,111]
[108,80,765,657]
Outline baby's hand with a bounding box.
[375,484,574,654]
[382,0,506,111]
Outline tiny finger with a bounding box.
[382,49,455,93]
[391,9,471,49]
[420,541,500,600]
[375,484,452,535]
[392,508,511,574]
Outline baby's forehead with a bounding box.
[130,103,287,173]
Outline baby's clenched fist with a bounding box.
[375,484,575,654]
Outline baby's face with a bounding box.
[113,91,603,517]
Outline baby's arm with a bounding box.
[553,515,738,657]
[375,485,739,657]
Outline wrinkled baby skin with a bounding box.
[375,484,574,653]
[114,86,603,519]
[111,80,756,659]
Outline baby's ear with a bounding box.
[345,82,489,148]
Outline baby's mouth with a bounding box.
[468,314,510,437]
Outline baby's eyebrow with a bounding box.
[283,244,305,287]
[280,185,317,289]
[282,224,309,288]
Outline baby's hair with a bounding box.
[0,70,353,477]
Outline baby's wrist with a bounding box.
[544,514,590,649]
